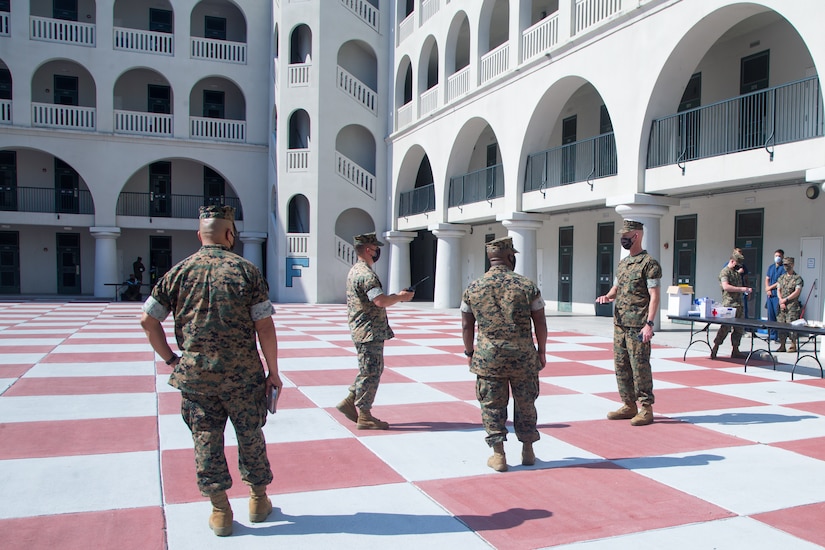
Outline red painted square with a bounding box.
[284,368,414,386]
[542,361,611,377]
[0,507,165,550]
[550,350,615,361]
[331,400,482,435]
[631,387,765,415]
[384,353,467,367]
[752,502,825,548]
[416,463,733,549]
[158,390,181,415]
[0,364,33,378]
[39,352,154,363]
[0,417,158,459]
[544,417,751,459]
[538,381,580,396]
[770,436,825,462]
[276,347,354,358]
[781,400,825,416]
[162,438,404,503]
[428,381,477,401]
[0,345,55,353]
[654,368,772,387]
[546,331,586,339]
[3,375,155,396]
[797,377,825,389]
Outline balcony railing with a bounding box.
[336,151,375,198]
[525,133,617,192]
[335,235,357,266]
[522,12,559,62]
[448,164,504,207]
[114,110,173,137]
[0,186,94,215]
[191,36,247,64]
[32,103,96,131]
[289,63,311,87]
[398,12,414,45]
[479,42,509,85]
[341,0,379,32]
[1,12,9,36]
[116,192,243,220]
[30,16,95,46]
[399,183,435,217]
[189,116,246,142]
[396,102,413,130]
[287,148,310,172]
[113,27,174,55]
[286,233,309,255]
[647,77,823,169]
[0,99,10,124]
[419,85,439,117]
[574,0,622,35]
[447,66,470,103]
[337,66,376,114]
[420,0,440,25]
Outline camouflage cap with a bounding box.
[732,250,745,263]
[353,232,385,247]
[486,236,518,255]
[199,205,235,221]
[783,256,794,266]
[617,219,644,234]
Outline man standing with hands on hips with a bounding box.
[596,219,661,426]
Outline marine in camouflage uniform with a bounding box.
[776,257,803,352]
[711,249,751,359]
[597,220,661,426]
[336,232,414,430]
[140,205,280,536]
[461,236,547,471]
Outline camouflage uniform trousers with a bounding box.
[713,304,745,348]
[613,325,655,406]
[476,373,540,447]
[349,340,385,411]
[181,385,273,496]
[776,300,801,342]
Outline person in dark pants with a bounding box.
[765,249,786,341]
[120,274,142,301]
[133,257,146,283]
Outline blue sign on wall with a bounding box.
[286,257,309,287]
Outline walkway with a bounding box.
[0,300,824,549]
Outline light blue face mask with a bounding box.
[775,256,782,264]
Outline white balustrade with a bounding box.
[114,110,173,137]
[286,233,309,255]
[419,85,440,117]
[189,116,246,142]
[340,0,379,31]
[32,103,96,130]
[336,151,375,198]
[113,27,174,55]
[479,42,510,84]
[447,66,470,103]
[287,149,310,172]
[191,36,247,64]
[30,16,95,46]
[420,0,440,25]
[335,236,357,266]
[0,99,10,124]
[398,13,414,45]
[396,102,413,130]
[574,0,623,35]
[0,12,9,36]
[521,13,559,62]
[337,66,376,114]
[289,63,311,87]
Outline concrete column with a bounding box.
[429,223,469,309]
[240,232,267,270]
[384,230,417,292]
[607,194,678,329]
[499,212,544,282]
[90,227,121,298]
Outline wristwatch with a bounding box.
[165,353,179,365]
[646,320,655,327]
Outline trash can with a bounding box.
[667,285,694,317]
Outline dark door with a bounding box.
[203,167,225,206]
[54,75,78,106]
[561,116,577,184]
[150,161,171,217]
[148,85,171,114]
[0,68,11,100]
[0,150,16,211]
[735,209,763,319]
[204,16,227,40]
[409,230,436,302]
[55,158,79,214]
[486,143,497,199]
[679,72,701,161]
[56,233,81,294]
[149,8,173,33]
[673,215,697,288]
[558,226,573,312]
[0,231,20,294]
[740,50,769,150]
[53,0,78,21]
[150,236,172,286]
[203,90,225,119]
[595,222,614,317]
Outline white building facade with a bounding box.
[1,0,824,323]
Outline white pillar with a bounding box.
[430,223,469,309]
[500,212,544,282]
[240,232,267,270]
[384,231,417,292]
[90,227,121,298]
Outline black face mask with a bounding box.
[620,236,634,250]
[372,247,381,262]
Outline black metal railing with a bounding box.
[116,192,243,220]
[648,76,823,169]
[448,164,504,207]
[524,132,617,192]
[399,183,436,216]
[0,186,94,214]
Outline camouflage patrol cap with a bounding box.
[618,219,644,234]
[353,232,385,247]
[199,205,235,221]
[783,256,794,266]
[486,236,518,255]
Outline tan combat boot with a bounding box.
[776,337,787,353]
[787,337,797,353]
[208,491,233,537]
[521,442,535,466]
[730,347,747,359]
[607,402,638,420]
[487,442,507,472]
[710,343,719,359]
[630,404,654,426]
[249,485,273,523]
[336,391,358,423]
[357,409,389,430]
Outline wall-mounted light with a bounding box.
[806,185,820,200]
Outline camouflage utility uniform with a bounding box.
[713,265,745,349]
[347,259,394,411]
[776,271,803,340]
[461,265,545,446]
[144,244,275,496]
[613,250,662,407]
